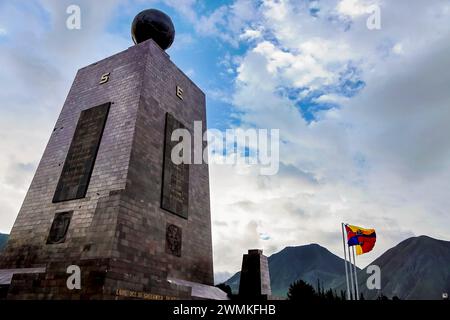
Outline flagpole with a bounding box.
[347,238,355,300]
[352,246,360,300]
[341,223,351,300]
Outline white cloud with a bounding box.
[392,43,404,55]
[314,94,350,105]
[336,0,377,17]
[240,28,262,41]
[0,0,129,233]
[208,0,450,274]
[167,0,260,47]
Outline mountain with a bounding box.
[225,244,352,297]
[226,236,450,300]
[354,236,450,300]
[0,233,9,252]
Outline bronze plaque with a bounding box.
[53,103,110,203]
[161,113,189,219]
[166,224,182,257]
[47,211,73,244]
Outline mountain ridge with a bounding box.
[226,243,351,297]
[225,235,450,300]
[355,235,450,300]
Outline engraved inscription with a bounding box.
[47,211,73,244]
[166,224,182,257]
[53,103,110,203]
[161,113,189,218]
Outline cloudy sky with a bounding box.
[1,0,450,283]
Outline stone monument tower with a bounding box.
[0,9,219,300]
[238,250,271,300]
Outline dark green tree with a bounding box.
[287,280,317,301]
[216,283,232,297]
[377,294,390,300]
[325,289,341,301]
[288,279,344,301]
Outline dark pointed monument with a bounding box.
[238,250,271,300]
[0,9,224,300]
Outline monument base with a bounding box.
[1,261,227,300]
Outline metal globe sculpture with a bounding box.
[131,9,175,50]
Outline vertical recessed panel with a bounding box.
[53,103,110,203]
[161,113,189,219]
[165,224,182,257]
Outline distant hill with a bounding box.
[226,236,450,300]
[0,233,9,252]
[225,244,352,297]
[353,236,450,300]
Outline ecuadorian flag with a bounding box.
[345,224,376,255]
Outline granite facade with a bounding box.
[0,39,214,299]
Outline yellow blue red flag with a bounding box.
[345,224,376,255]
